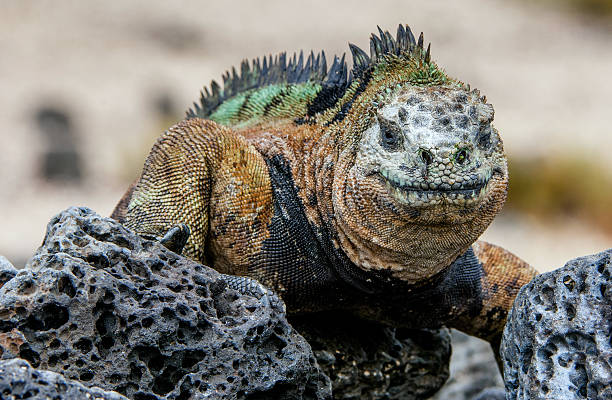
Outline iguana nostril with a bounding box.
[419,149,434,165]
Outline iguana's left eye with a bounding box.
[377,115,403,151]
[455,148,469,165]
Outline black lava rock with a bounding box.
[0,358,128,399]
[502,249,612,400]
[0,207,453,399]
[0,255,17,289]
[292,313,450,399]
[0,207,329,399]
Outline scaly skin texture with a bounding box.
[113,25,538,352]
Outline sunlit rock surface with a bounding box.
[502,249,612,399]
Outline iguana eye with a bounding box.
[377,115,403,151]
[382,129,398,148]
[455,148,469,165]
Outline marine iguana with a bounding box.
[112,25,538,351]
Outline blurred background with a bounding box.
[1,0,611,270]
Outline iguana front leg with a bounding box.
[112,118,274,275]
[158,224,191,255]
[449,240,538,365]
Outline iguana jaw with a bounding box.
[331,165,508,283]
[378,167,492,207]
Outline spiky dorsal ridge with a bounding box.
[186,25,434,126]
[349,25,431,75]
[186,51,345,119]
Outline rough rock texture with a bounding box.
[292,314,451,399]
[502,249,612,400]
[0,207,329,399]
[0,358,128,399]
[431,330,503,400]
[0,255,17,288]
[0,207,455,399]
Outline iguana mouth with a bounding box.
[378,169,492,206]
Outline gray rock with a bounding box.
[471,387,505,400]
[430,330,503,400]
[0,358,128,399]
[0,255,17,288]
[0,207,329,399]
[293,314,451,399]
[502,249,612,400]
[0,207,453,399]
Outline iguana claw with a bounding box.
[159,224,190,255]
[221,273,285,313]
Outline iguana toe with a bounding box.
[159,224,191,255]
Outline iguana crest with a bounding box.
[187,25,456,129]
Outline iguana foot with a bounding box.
[159,224,191,255]
[220,273,285,313]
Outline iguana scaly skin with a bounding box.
[113,25,538,349]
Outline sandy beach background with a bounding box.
[1,0,610,270]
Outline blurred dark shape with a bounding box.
[431,330,503,400]
[507,155,612,234]
[152,92,178,120]
[568,0,612,17]
[144,23,204,52]
[35,106,83,184]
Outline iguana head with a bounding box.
[330,26,508,283]
[353,87,505,220]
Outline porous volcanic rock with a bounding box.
[0,255,17,288]
[0,207,329,399]
[0,207,453,399]
[292,314,451,399]
[0,358,128,399]
[502,249,612,400]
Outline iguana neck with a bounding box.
[317,139,507,285]
[269,125,460,284]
